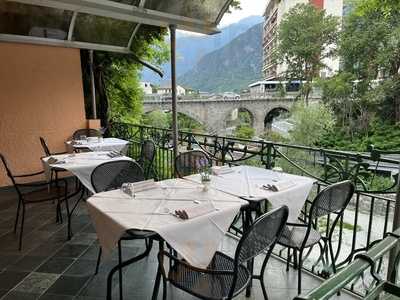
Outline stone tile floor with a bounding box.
[0,192,357,300]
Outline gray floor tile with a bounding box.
[36,258,75,274]
[14,272,59,294]
[46,275,90,296]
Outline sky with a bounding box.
[178,0,266,36]
[219,0,266,27]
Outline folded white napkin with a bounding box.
[263,180,295,192]
[211,166,235,175]
[176,202,216,219]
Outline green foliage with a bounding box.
[102,57,143,123]
[143,110,169,129]
[234,125,255,140]
[275,4,339,103]
[320,121,400,151]
[290,102,335,146]
[338,0,400,123]
[143,110,205,133]
[260,130,289,143]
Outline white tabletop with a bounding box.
[67,138,129,154]
[87,179,247,268]
[42,152,133,193]
[186,165,315,223]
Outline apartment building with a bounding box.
[262,0,343,80]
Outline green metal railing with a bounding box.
[110,122,400,297]
[295,229,400,300]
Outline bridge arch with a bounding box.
[142,107,212,133]
[264,106,290,130]
[224,107,255,127]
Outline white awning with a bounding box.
[0,0,233,53]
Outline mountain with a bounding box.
[178,23,263,93]
[140,16,263,83]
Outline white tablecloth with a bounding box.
[87,179,247,268]
[67,138,129,154]
[186,165,315,223]
[42,152,133,193]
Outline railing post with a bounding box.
[388,162,400,282]
[266,143,273,169]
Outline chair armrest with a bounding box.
[13,170,44,178]
[158,251,234,276]
[16,178,68,188]
[286,222,308,227]
[53,151,68,155]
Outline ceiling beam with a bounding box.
[6,0,220,35]
[0,33,164,76]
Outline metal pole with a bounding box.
[169,25,178,160]
[388,161,400,281]
[89,50,97,119]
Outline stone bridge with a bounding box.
[143,97,313,135]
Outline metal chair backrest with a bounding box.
[39,137,51,157]
[174,150,210,178]
[140,139,156,163]
[0,153,22,197]
[309,180,355,221]
[72,128,101,140]
[235,205,289,264]
[91,160,145,193]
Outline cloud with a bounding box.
[220,0,266,27]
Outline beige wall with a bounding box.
[0,42,86,187]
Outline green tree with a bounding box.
[234,125,255,140]
[144,110,169,128]
[339,0,400,123]
[290,102,335,146]
[275,4,339,104]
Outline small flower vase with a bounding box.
[200,166,211,192]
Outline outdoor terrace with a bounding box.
[1,123,399,299]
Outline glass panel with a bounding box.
[0,3,72,40]
[144,0,228,23]
[73,13,136,47]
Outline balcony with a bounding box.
[2,122,400,299]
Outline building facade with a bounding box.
[262,0,343,80]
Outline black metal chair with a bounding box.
[277,180,355,295]
[0,153,69,250]
[157,205,289,300]
[39,136,70,182]
[175,150,211,178]
[72,128,101,140]
[137,139,157,180]
[91,160,156,300]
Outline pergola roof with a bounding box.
[0,0,233,54]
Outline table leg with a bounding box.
[66,185,85,239]
[244,208,254,297]
[106,242,154,300]
[152,240,164,300]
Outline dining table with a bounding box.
[42,151,134,238]
[86,178,248,299]
[66,137,130,154]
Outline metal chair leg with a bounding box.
[95,247,102,275]
[286,248,290,271]
[118,240,123,300]
[18,205,26,251]
[297,249,303,295]
[14,199,21,233]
